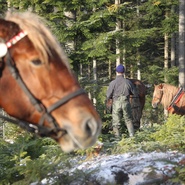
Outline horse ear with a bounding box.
[0,38,7,58]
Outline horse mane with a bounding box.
[161,83,178,108]
[5,11,70,69]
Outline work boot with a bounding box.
[126,122,135,137]
[113,127,120,138]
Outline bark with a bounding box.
[93,59,97,107]
[136,0,141,80]
[171,33,176,67]
[171,6,177,67]
[163,10,170,117]
[93,59,97,82]
[164,33,169,83]
[80,63,83,76]
[115,0,121,66]
[108,59,112,80]
[179,0,185,89]
[88,64,91,80]
[164,33,169,117]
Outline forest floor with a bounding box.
[67,149,185,185]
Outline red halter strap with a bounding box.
[6,30,27,48]
[167,88,184,111]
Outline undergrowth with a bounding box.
[112,114,185,154]
[1,114,185,184]
[109,114,185,184]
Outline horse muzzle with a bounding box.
[152,102,158,108]
[56,117,102,152]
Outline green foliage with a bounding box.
[7,0,179,86]
[1,115,185,184]
[0,0,183,183]
[164,66,179,85]
[144,65,178,86]
[112,114,185,154]
[145,65,164,84]
[0,0,7,17]
[151,115,185,150]
[0,133,76,185]
[3,122,27,140]
[173,166,185,183]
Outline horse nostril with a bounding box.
[152,103,157,108]
[84,119,97,136]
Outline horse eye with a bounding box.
[31,59,42,66]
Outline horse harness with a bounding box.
[0,30,86,139]
[154,85,185,111]
[167,87,184,111]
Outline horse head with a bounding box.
[0,12,101,152]
[152,84,164,108]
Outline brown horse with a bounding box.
[129,79,147,129]
[0,12,101,152]
[152,83,185,115]
[106,79,146,129]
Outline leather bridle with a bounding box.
[0,30,86,138]
[152,89,163,104]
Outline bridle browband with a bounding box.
[0,30,86,138]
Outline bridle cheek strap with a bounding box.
[39,88,86,126]
[153,89,163,102]
[47,88,86,113]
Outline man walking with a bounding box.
[106,64,138,138]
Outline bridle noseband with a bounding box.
[0,30,86,138]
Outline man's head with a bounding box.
[116,64,125,73]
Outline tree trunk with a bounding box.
[88,64,91,80]
[136,0,141,80]
[171,5,177,67]
[164,33,169,117]
[80,63,83,76]
[164,10,169,117]
[108,59,112,80]
[171,33,176,67]
[115,0,121,66]
[179,0,185,89]
[122,19,126,77]
[93,59,97,107]
[137,50,141,80]
[164,33,169,83]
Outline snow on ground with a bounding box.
[69,151,185,185]
[35,150,185,185]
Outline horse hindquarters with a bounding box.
[130,79,146,130]
[130,95,142,130]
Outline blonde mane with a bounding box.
[5,11,69,68]
[161,84,179,108]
